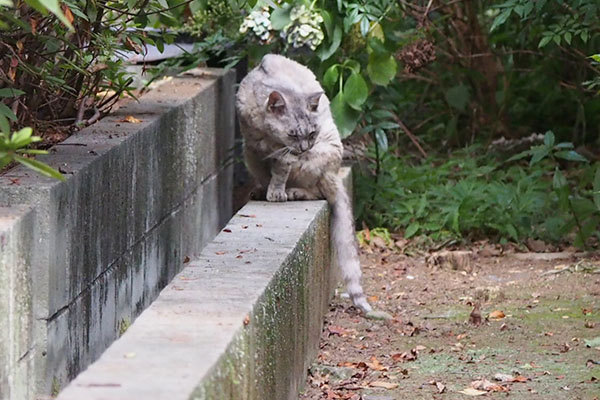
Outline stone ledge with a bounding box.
[0,68,235,396]
[0,206,35,400]
[57,169,351,400]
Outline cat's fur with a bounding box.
[236,54,372,314]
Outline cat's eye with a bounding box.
[309,103,319,112]
[308,131,316,139]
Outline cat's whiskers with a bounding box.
[264,146,292,160]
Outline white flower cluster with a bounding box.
[239,8,274,43]
[282,5,324,50]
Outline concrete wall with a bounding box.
[0,69,235,398]
[56,194,341,400]
[0,207,35,400]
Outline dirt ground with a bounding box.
[299,243,600,400]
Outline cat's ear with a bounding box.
[267,91,286,113]
[308,92,323,112]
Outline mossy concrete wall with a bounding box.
[0,206,35,400]
[0,69,235,398]
[56,170,350,400]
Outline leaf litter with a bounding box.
[300,241,600,399]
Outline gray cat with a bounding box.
[236,54,389,319]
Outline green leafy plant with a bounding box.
[355,132,599,248]
[0,126,64,180]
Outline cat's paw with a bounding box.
[266,188,288,202]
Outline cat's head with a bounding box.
[263,89,323,155]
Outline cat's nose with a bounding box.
[300,140,309,152]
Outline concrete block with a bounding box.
[0,69,235,396]
[0,206,35,400]
[57,168,353,400]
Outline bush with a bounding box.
[355,132,600,248]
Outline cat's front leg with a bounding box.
[267,159,291,202]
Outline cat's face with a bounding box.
[264,90,322,155]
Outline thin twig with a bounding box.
[391,113,428,159]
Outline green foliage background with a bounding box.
[1,0,599,245]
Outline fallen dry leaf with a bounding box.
[365,356,387,371]
[327,325,350,337]
[239,214,256,218]
[458,387,487,396]
[471,378,508,392]
[488,310,506,320]
[369,381,398,389]
[493,373,527,383]
[391,349,417,362]
[119,115,142,123]
[469,303,482,325]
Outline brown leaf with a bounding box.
[327,325,349,337]
[365,356,387,371]
[493,373,527,383]
[469,303,482,325]
[471,378,508,392]
[369,381,398,389]
[215,251,225,255]
[223,228,232,233]
[391,349,417,362]
[488,310,505,320]
[243,315,250,326]
[61,4,74,24]
[119,115,143,123]
[183,256,190,264]
[29,17,38,34]
[239,214,256,218]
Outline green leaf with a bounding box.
[505,223,518,241]
[0,102,17,121]
[445,84,470,112]
[270,5,291,30]
[375,128,388,153]
[404,222,419,238]
[322,65,339,92]
[506,149,531,162]
[0,0,13,6]
[330,92,361,138]
[564,31,572,45]
[0,114,9,134]
[552,168,567,189]
[366,52,397,87]
[343,72,368,110]
[14,155,65,181]
[554,150,588,162]
[543,130,555,147]
[0,88,25,98]
[555,142,574,149]
[10,127,33,148]
[490,8,511,32]
[317,25,342,61]
[529,145,550,165]
[538,35,553,48]
[590,54,600,63]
